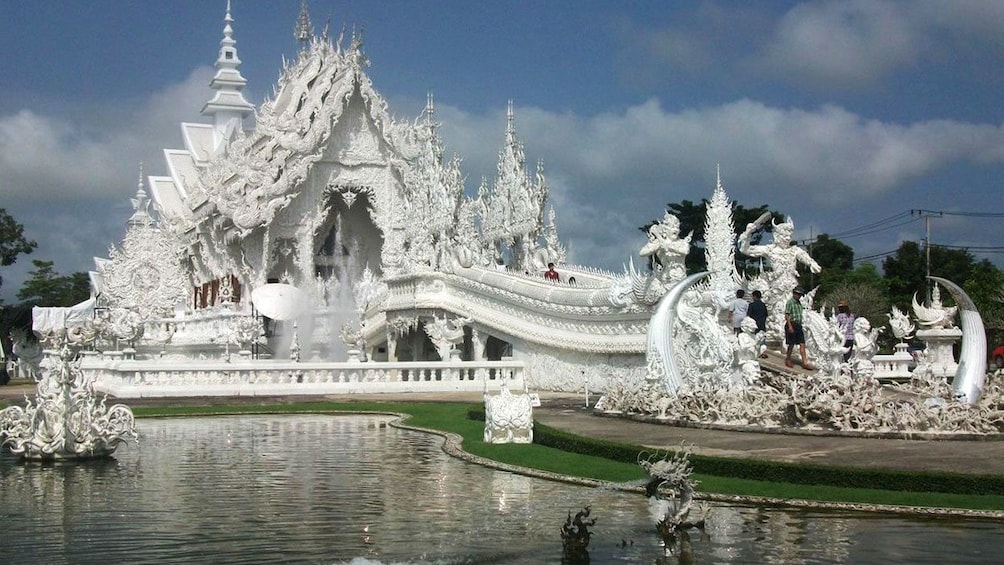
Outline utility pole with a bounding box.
[911,209,943,302]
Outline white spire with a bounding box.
[295,0,313,49]
[506,99,515,137]
[201,0,253,149]
[128,163,153,228]
[425,92,435,126]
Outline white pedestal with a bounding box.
[916,327,961,379]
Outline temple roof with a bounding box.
[186,32,422,235]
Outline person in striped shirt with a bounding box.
[784,287,813,370]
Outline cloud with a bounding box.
[0,68,214,301]
[0,67,214,203]
[0,109,123,200]
[499,99,1002,202]
[758,0,1004,87]
[618,1,1004,90]
[758,0,919,87]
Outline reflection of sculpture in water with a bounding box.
[738,216,821,336]
[640,211,691,286]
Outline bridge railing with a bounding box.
[81,355,525,398]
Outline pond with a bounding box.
[0,414,1001,564]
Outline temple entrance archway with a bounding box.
[313,190,383,285]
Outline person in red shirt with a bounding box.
[544,263,559,282]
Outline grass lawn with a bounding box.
[129,401,1004,513]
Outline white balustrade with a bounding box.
[82,355,525,398]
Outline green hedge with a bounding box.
[530,421,1004,497]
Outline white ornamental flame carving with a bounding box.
[0,331,137,460]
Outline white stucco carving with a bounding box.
[483,380,533,444]
[888,306,915,342]
[98,192,189,320]
[739,215,821,340]
[912,284,958,330]
[0,331,137,460]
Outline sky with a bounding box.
[1,0,1002,303]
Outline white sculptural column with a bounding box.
[912,284,962,379]
[916,327,962,378]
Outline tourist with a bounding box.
[748,290,768,334]
[748,290,769,358]
[836,300,855,362]
[544,262,560,282]
[784,287,813,370]
[728,289,748,335]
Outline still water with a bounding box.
[0,414,1001,564]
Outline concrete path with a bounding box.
[532,398,1004,477]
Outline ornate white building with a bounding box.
[90,4,652,393]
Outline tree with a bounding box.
[641,199,783,274]
[16,260,91,307]
[963,260,1004,347]
[882,242,977,310]
[0,208,38,295]
[806,234,854,296]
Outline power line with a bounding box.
[935,211,1004,218]
[852,249,899,263]
[798,208,1003,247]
[795,213,918,245]
[936,244,1004,253]
[827,210,914,239]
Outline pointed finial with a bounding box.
[202,0,253,142]
[295,0,313,48]
[321,14,331,42]
[349,24,364,51]
[425,92,435,123]
[506,99,515,135]
[128,162,152,227]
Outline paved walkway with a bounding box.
[532,398,1004,477]
[3,385,1002,477]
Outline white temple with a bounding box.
[67,3,986,416]
[84,3,652,396]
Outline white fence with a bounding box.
[83,356,525,398]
